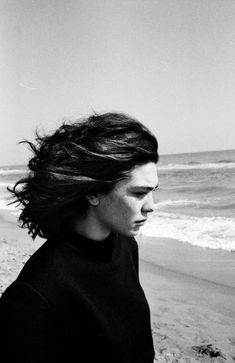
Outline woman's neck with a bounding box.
[72,208,111,241]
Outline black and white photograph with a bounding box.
[0,1,235,362]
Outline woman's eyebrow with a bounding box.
[130,184,159,191]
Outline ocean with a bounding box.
[0,149,235,251]
[142,149,235,251]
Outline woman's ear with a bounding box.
[85,194,100,206]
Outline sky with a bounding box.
[1,0,235,166]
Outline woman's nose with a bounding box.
[142,194,155,213]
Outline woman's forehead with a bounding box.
[115,162,158,191]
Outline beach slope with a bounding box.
[138,235,235,362]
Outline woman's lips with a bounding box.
[135,219,147,226]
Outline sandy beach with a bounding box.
[138,235,235,362]
[1,214,235,362]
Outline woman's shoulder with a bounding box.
[18,240,64,277]
[0,279,50,308]
[9,240,73,300]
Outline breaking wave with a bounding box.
[140,211,235,251]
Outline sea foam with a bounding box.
[0,168,26,176]
[157,162,235,171]
[140,211,235,252]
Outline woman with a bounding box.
[0,112,159,362]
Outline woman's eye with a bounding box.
[134,192,146,197]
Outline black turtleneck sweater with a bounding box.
[0,232,155,362]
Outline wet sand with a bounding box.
[137,235,235,362]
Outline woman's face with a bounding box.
[94,162,158,237]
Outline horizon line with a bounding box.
[0,148,234,168]
[160,148,235,157]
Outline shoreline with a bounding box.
[0,211,44,293]
[137,235,235,362]
[137,234,235,289]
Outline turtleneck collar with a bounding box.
[61,230,116,263]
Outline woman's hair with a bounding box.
[9,112,159,239]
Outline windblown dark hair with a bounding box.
[8,112,159,240]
